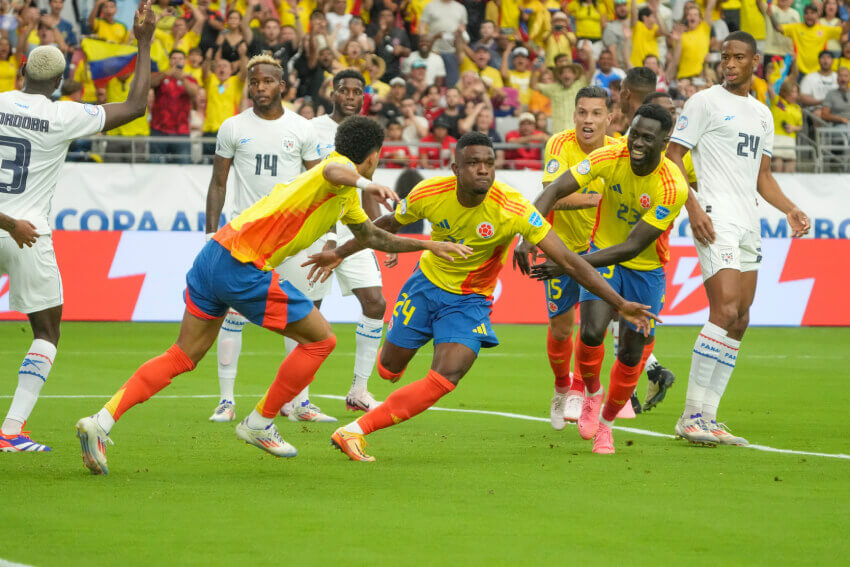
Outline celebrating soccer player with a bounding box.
[666,31,810,446]
[303,132,658,462]
[519,103,689,454]
[74,117,472,475]
[204,54,321,424]
[0,2,157,453]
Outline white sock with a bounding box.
[352,315,383,392]
[95,408,115,435]
[2,339,57,436]
[608,320,619,355]
[702,336,741,421]
[217,311,247,401]
[246,409,273,429]
[284,337,310,407]
[684,322,727,417]
[345,419,364,435]
[645,353,660,371]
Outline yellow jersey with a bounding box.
[542,130,618,252]
[781,23,842,75]
[630,21,659,68]
[545,32,575,67]
[0,56,18,93]
[739,0,766,40]
[394,177,551,296]
[507,69,532,104]
[458,59,504,89]
[105,75,150,136]
[771,96,802,140]
[567,1,603,39]
[204,74,244,132]
[214,152,369,270]
[93,18,129,43]
[682,151,697,185]
[678,21,711,78]
[569,142,688,271]
[155,30,200,60]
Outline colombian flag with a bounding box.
[81,38,167,87]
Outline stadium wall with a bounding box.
[1,165,847,325]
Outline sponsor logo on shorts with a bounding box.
[528,211,543,227]
[576,159,591,175]
[399,198,408,215]
[655,206,670,221]
[676,115,688,130]
[84,103,99,116]
[639,193,651,209]
[546,159,560,174]
[720,248,735,265]
[477,222,495,239]
[548,301,558,312]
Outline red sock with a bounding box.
[601,359,642,422]
[256,335,337,418]
[569,363,585,395]
[105,345,195,421]
[638,339,655,374]
[376,347,406,382]
[547,327,573,391]
[575,337,604,394]
[357,369,455,435]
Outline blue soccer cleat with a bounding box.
[0,429,52,452]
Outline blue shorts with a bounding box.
[184,240,314,332]
[579,259,665,336]
[385,268,499,355]
[542,250,586,319]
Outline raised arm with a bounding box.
[101,2,156,132]
[205,155,233,235]
[755,154,810,237]
[88,0,104,32]
[187,1,206,34]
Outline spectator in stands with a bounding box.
[771,80,802,172]
[672,4,713,80]
[44,0,77,49]
[101,70,150,162]
[348,16,374,53]
[297,99,316,119]
[152,0,178,31]
[642,54,668,91]
[419,114,457,168]
[836,40,850,72]
[185,47,205,83]
[216,10,250,65]
[501,44,532,107]
[457,40,504,89]
[476,19,502,67]
[402,35,447,87]
[380,120,417,168]
[822,67,850,125]
[0,37,17,93]
[294,40,335,100]
[800,50,838,115]
[406,60,429,100]
[326,0,352,48]
[370,8,410,81]
[766,3,846,76]
[400,96,430,142]
[466,105,506,166]
[602,0,630,69]
[366,54,390,98]
[89,0,130,43]
[532,44,593,132]
[151,49,199,164]
[630,1,667,68]
[568,0,604,46]
[155,3,205,58]
[821,0,843,55]
[545,11,576,68]
[393,169,426,234]
[433,86,465,138]
[202,44,248,152]
[534,110,549,134]
[592,49,626,93]
[758,0,799,61]
[505,112,547,170]
[196,0,225,53]
[248,18,294,66]
[420,0,468,86]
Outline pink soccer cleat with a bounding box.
[578,388,604,440]
[593,422,615,454]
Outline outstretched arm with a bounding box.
[205,155,233,235]
[756,155,810,237]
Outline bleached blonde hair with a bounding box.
[26,46,66,81]
[246,54,283,76]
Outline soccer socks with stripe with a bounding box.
[216,311,247,401]
[352,370,456,435]
[254,335,337,420]
[547,327,573,393]
[684,322,727,417]
[2,339,57,436]
[575,337,605,395]
[702,336,741,421]
[352,315,383,392]
[645,353,660,372]
[102,344,196,430]
[601,359,642,423]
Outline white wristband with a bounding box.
[205,232,215,242]
[355,177,371,190]
[325,232,337,242]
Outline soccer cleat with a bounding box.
[630,391,643,415]
[75,416,112,474]
[235,420,297,458]
[209,399,235,422]
[593,422,615,454]
[674,414,717,446]
[330,427,375,462]
[287,402,338,423]
[578,388,604,440]
[706,420,749,446]
[563,394,583,422]
[643,365,675,412]
[345,389,381,412]
[279,402,293,418]
[550,392,567,430]
[0,429,51,453]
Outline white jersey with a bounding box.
[216,108,320,217]
[0,91,104,237]
[311,114,360,242]
[670,85,774,231]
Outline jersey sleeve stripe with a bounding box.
[408,180,456,203]
[659,166,679,205]
[669,136,694,149]
[487,189,527,215]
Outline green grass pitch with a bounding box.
[1,322,848,566]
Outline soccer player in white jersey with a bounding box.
[277,69,388,418]
[204,54,321,423]
[0,2,157,452]
[667,31,810,446]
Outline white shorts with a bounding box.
[695,222,762,281]
[0,235,63,314]
[276,237,383,301]
[772,135,796,161]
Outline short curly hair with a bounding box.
[455,131,493,154]
[335,116,384,164]
[634,103,673,133]
[247,54,283,78]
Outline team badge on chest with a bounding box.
[282,138,295,152]
[639,193,651,209]
[477,222,495,239]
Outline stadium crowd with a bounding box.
[2,0,849,170]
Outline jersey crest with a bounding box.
[477,222,495,239]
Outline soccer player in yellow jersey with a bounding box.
[309,132,658,462]
[73,117,471,475]
[520,104,689,454]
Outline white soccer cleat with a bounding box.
[279,402,293,418]
[705,420,748,446]
[287,402,338,423]
[75,416,113,475]
[563,394,583,422]
[550,392,567,430]
[674,414,717,446]
[345,389,381,412]
[209,399,235,422]
[235,419,297,458]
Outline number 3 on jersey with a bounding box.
[736,133,760,159]
[0,136,31,194]
[254,154,278,176]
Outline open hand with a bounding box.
[302,250,342,283]
[364,182,400,211]
[689,206,716,246]
[10,219,37,248]
[787,207,810,237]
[133,0,155,45]
[618,302,660,338]
[425,240,473,261]
[529,260,565,281]
[512,239,538,275]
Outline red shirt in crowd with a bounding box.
[151,75,198,135]
[505,129,544,170]
[418,134,457,168]
[380,143,417,168]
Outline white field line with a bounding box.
[5,393,848,461]
[0,559,36,567]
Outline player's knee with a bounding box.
[729,312,749,337]
[579,323,605,347]
[710,303,739,330]
[308,334,337,357]
[359,293,387,320]
[377,352,406,382]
